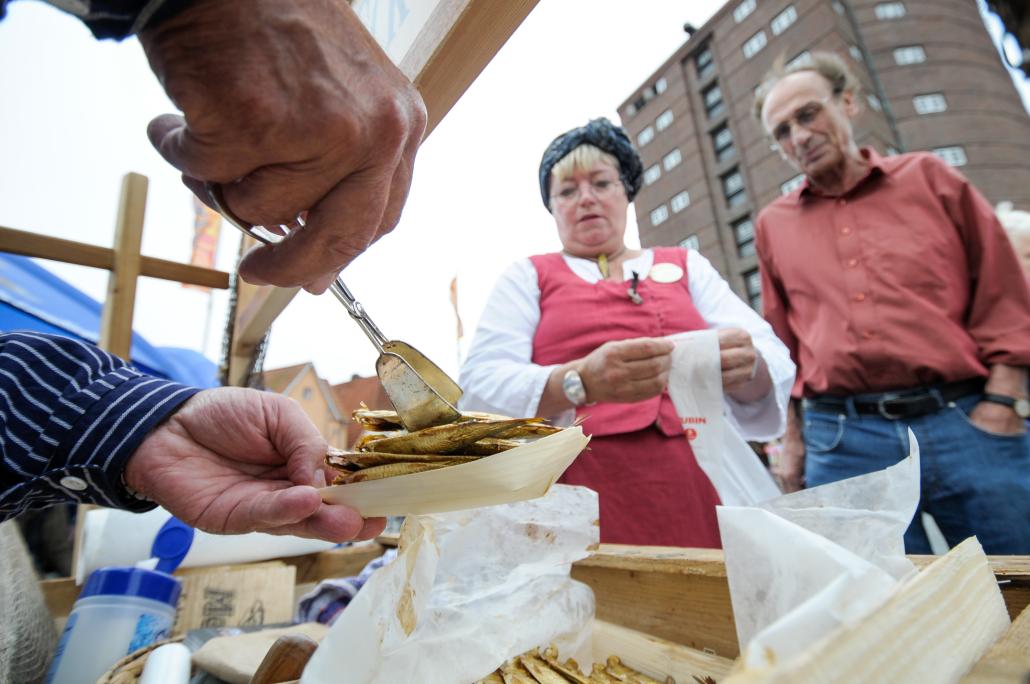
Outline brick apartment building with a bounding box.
[618,0,1030,309]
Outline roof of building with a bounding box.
[259,362,312,394]
[332,375,392,424]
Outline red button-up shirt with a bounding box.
[756,148,1030,398]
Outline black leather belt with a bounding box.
[803,378,985,420]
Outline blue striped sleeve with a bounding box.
[0,331,201,519]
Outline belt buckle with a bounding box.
[877,395,906,420]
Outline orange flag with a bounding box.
[183,196,222,291]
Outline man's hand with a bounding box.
[125,388,384,542]
[772,433,806,492]
[139,0,427,293]
[718,328,772,403]
[968,401,1027,436]
[577,338,675,404]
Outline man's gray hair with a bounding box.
[753,51,861,121]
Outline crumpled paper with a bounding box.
[718,431,920,668]
[301,484,599,684]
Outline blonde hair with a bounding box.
[549,144,620,187]
[753,51,861,121]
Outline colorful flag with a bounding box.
[183,196,222,291]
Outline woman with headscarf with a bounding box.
[458,118,795,547]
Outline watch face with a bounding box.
[1016,398,1030,419]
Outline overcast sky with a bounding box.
[0,0,1026,387]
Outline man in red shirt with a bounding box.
[753,52,1030,554]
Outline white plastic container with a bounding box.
[46,566,182,684]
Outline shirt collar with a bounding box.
[796,147,890,203]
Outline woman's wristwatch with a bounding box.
[562,369,588,407]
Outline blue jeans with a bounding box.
[804,393,1030,554]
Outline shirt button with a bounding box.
[60,476,88,492]
[847,258,858,268]
[853,292,866,302]
[841,226,852,235]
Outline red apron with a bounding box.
[530,248,722,548]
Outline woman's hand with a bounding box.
[125,388,385,542]
[578,337,675,404]
[718,328,772,403]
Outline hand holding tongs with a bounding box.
[206,184,462,431]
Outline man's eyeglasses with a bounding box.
[769,94,834,149]
[551,177,623,206]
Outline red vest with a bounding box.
[530,247,709,436]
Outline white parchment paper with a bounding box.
[302,485,599,684]
[718,431,920,668]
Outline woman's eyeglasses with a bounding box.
[551,178,623,206]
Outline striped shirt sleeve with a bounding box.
[1,1,194,40]
[0,331,200,520]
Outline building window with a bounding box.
[637,125,655,146]
[626,103,637,117]
[712,125,735,163]
[780,173,806,195]
[875,2,906,19]
[663,148,683,171]
[680,234,700,250]
[742,30,768,59]
[703,83,725,119]
[722,168,747,208]
[695,46,715,81]
[867,94,882,111]
[733,217,756,257]
[886,146,900,156]
[650,205,670,226]
[849,45,863,62]
[786,51,812,70]
[671,190,691,213]
[833,0,845,14]
[771,5,798,36]
[644,164,661,186]
[893,45,926,65]
[744,269,762,311]
[933,146,967,167]
[302,387,314,400]
[656,109,675,131]
[913,93,947,114]
[733,0,757,23]
[655,77,668,95]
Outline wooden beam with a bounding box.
[402,0,540,134]
[98,173,147,359]
[0,225,230,289]
[961,603,1030,683]
[227,0,540,379]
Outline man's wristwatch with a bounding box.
[562,369,588,407]
[982,393,1030,419]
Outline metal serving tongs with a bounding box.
[206,184,462,432]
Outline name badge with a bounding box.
[648,263,683,283]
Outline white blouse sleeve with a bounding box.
[686,250,796,441]
[457,259,562,419]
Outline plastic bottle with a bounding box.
[45,566,182,684]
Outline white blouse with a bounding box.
[458,249,796,441]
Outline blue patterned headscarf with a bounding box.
[538,117,643,210]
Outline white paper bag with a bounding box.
[302,485,599,684]
[667,330,780,505]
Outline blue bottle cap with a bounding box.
[151,516,195,574]
[79,567,182,608]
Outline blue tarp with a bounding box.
[0,253,218,387]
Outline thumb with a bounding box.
[231,485,322,532]
[147,113,255,182]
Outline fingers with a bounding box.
[717,327,751,350]
[147,113,259,183]
[609,337,675,361]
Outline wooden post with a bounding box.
[74,172,148,578]
[98,172,148,359]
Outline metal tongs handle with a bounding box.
[206,183,387,354]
